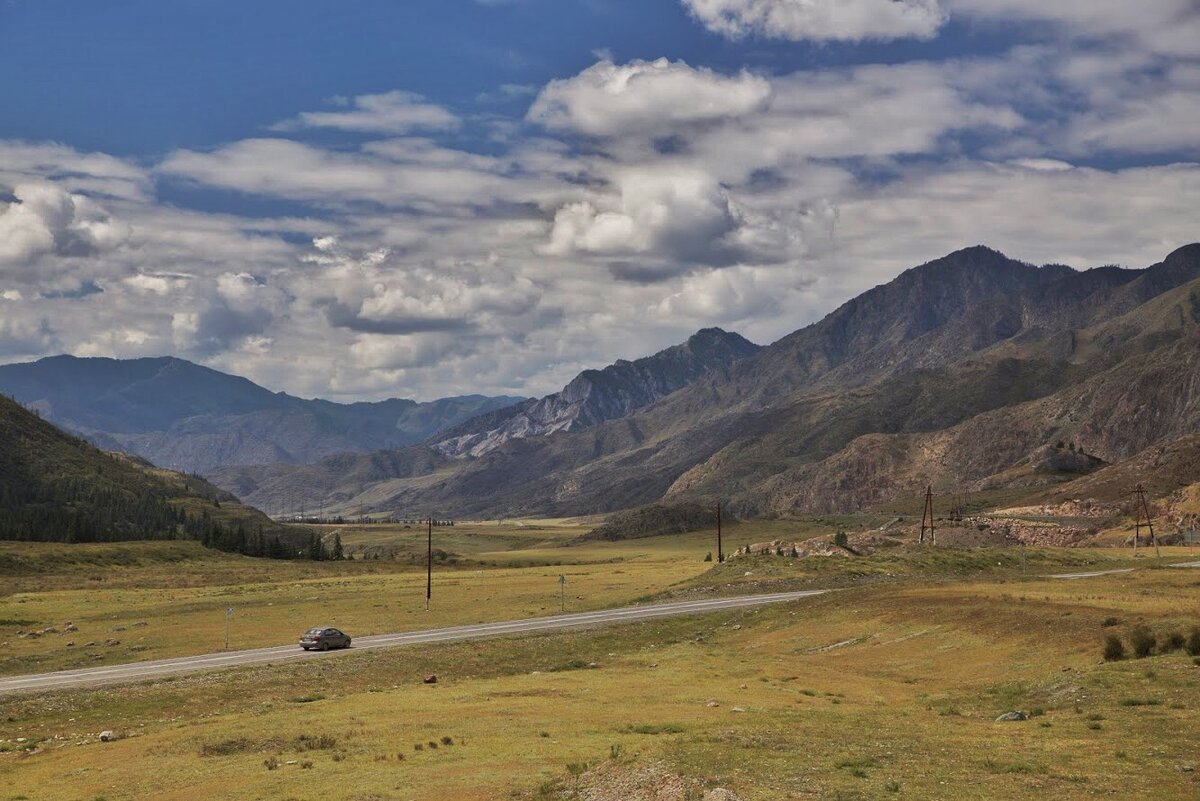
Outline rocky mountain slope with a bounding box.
[430,328,759,457]
[0,355,522,473]
[208,243,1200,519]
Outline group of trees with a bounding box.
[0,477,183,544]
[0,479,341,561]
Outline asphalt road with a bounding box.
[0,590,827,695]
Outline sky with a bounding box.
[0,0,1197,401]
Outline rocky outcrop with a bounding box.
[432,328,759,457]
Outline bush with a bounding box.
[1103,634,1126,661]
[1129,627,1156,659]
[833,531,848,548]
[703,552,712,562]
[1101,616,1121,628]
[1186,628,1200,656]
[1161,631,1186,653]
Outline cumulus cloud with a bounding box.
[528,58,771,137]
[682,0,946,42]
[0,182,130,265]
[543,166,742,266]
[272,90,459,134]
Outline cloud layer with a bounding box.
[0,2,1197,401]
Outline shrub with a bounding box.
[1129,627,1156,658]
[833,531,849,548]
[263,757,279,770]
[1187,628,1200,656]
[703,552,712,562]
[1161,631,1186,652]
[1103,634,1126,661]
[1101,616,1121,628]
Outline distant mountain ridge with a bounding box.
[0,355,523,473]
[203,243,1200,520]
[431,327,760,457]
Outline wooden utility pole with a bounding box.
[1133,485,1159,559]
[920,486,935,545]
[426,515,433,610]
[715,502,724,563]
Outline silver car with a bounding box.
[299,627,351,651]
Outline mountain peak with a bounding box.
[1163,242,1200,267]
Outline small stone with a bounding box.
[995,711,1029,722]
[285,760,297,765]
[99,731,115,742]
[1178,764,1196,773]
[423,674,438,684]
[83,641,96,647]
[706,701,720,708]
[704,790,743,801]
[66,641,75,647]
[739,684,747,689]
[104,639,120,647]
[731,707,747,713]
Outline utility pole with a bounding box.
[920,486,935,545]
[559,574,566,613]
[1133,484,1159,559]
[715,502,724,563]
[224,606,233,651]
[426,515,433,611]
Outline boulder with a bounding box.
[99,731,115,742]
[995,711,1029,722]
[422,675,438,684]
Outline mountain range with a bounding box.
[0,356,523,473]
[202,243,1200,519]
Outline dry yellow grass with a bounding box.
[2,546,1199,800]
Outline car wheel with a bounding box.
[319,642,329,652]
[302,646,310,651]
[345,639,351,648]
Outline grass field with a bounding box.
[0,519,839,677]
[2,523,1199,799]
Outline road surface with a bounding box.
[0,590,827,695]
[1047,568,1137,580]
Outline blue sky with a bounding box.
[0,0,1197,400]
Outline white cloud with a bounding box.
[528,58,771,136]
[948,0,1200,56]
[682,0,946,42]
[0,182,130,265]
[272,91,459,134]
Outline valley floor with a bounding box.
[1,525,1199,799]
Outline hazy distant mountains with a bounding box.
[431,328,760,457]
[208,328,762,516]
[207,243,1200,519]
[0,355,522,473]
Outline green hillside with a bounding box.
[0,394,307,557]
